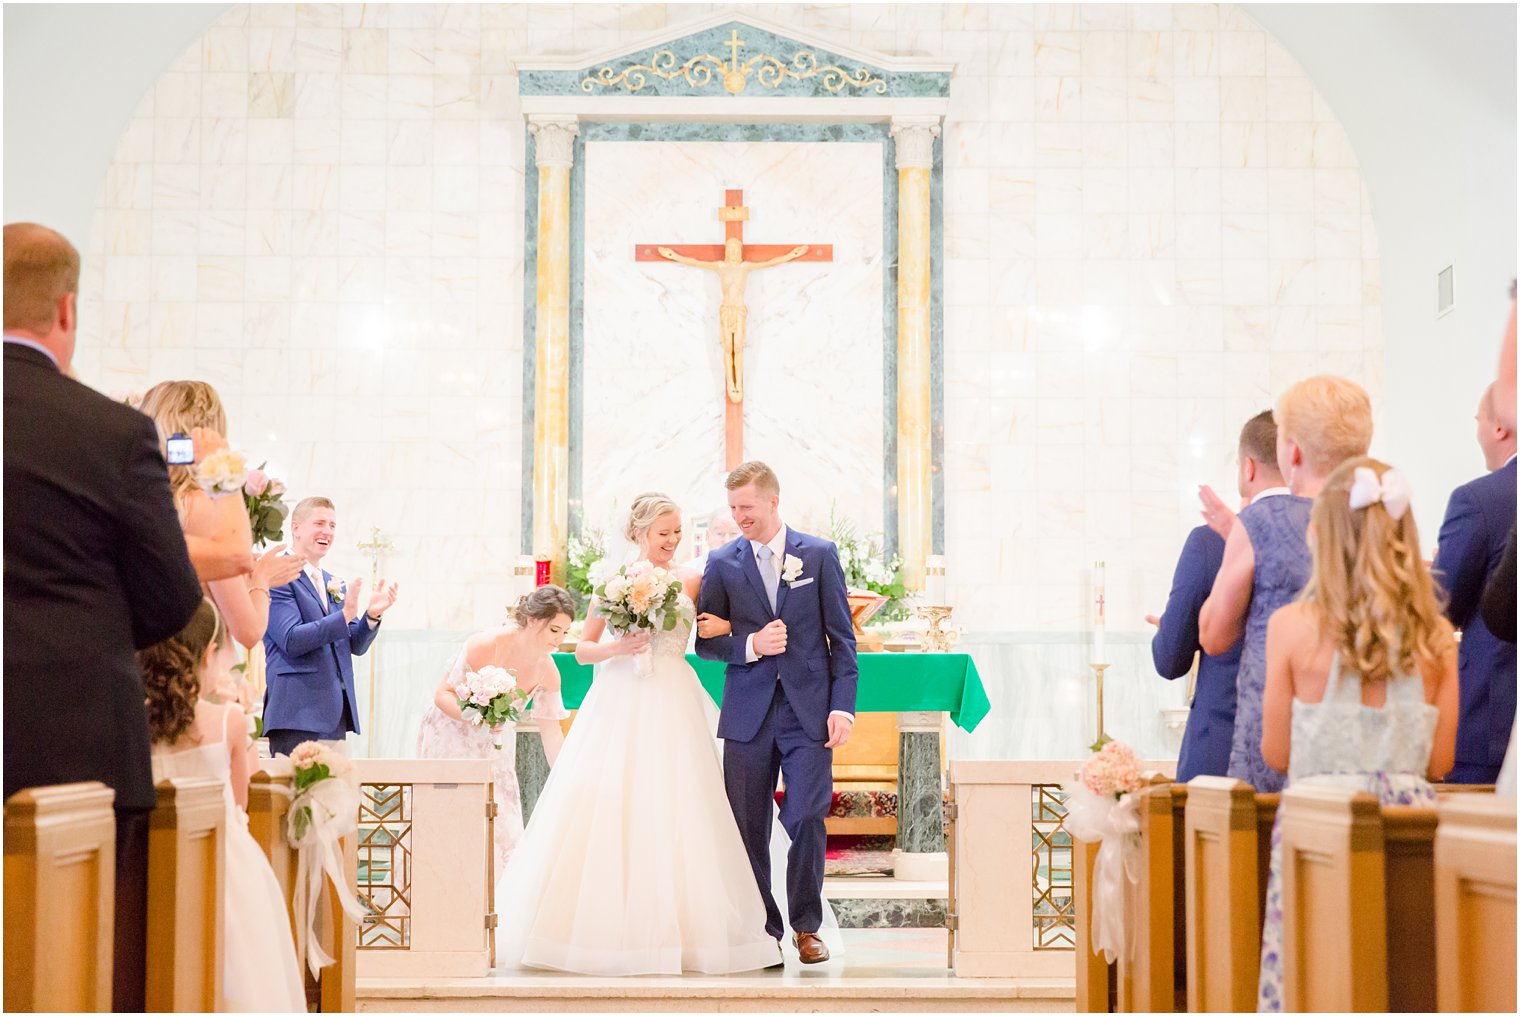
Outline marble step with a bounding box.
[824,877,948,928]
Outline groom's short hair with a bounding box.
[726,460,779,495]
[292,496,335,523]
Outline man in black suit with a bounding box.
[3,222,209,1011]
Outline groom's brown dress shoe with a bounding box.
[793,932,829,964]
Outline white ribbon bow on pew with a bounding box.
[287,764,369,977]
[1063,783,1144,965]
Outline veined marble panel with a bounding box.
[581,139,885,537]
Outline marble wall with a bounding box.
[73,3,1383,758]
[581,139,886,539]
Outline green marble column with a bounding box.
[896,711,946,855]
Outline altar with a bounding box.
[512,652,991,879]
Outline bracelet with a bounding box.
[249,586,269,597]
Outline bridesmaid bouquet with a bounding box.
[242,463,290,547]
[451,665,531,749]
[1063,740,1146,964]
[194,448,248,498]
[591,560,689,634]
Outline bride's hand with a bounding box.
[616,629,652,656]
[695,612,731,638]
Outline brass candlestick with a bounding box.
[915,605,958,653]
[357,526,394,753]
[1089,662,1112,751]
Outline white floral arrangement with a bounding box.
[590,559,690,635]
[782,553,804,583]
[1063,740,1147,964]
[195,448,248,498]
[450,664,530,748]
[326,577,345,604]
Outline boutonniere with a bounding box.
[782,554,805,583]
[327,577,346,604]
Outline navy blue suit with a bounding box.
[1434,457,1518,783]
[1152,525,1241,782]
[262,569,380,755]
[695,528,857,937]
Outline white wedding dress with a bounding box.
[493,598,839,974]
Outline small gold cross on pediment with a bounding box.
[723,29,745,71]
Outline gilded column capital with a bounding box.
[890,117,941,171]
[528,116,580,169]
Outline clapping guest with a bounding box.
[1148,411,1287,781]
[3,222,204,1011]
[141,599,305,1011]
[262,496,398,756]
[1200,376,1373,792]
[138,380,304,708]
[1432,385,1517,783]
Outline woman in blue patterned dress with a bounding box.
[1199,376,1374,792]
[1254,458,1459,1011]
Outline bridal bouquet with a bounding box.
[243,463,290,547]
[1063,740,1146,964]
[450,665,531,749]
[591,560,689,634]
[195,447,248,498]
[285,741,367,976]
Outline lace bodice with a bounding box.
[651,597,695,658]
[1289,653,1439,782]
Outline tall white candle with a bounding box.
[1093,560,1106,663]
[925,554,947,605]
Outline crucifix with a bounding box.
[636,188,832,470]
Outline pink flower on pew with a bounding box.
[1081,740,1144,800]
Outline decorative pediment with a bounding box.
[516,13,953,100]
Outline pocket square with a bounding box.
[787,577,815,589]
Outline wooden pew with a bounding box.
[145,777,225,1013]
[248,765,298,937]
[1434,793,1517,1012]
[3,782,117,1013]
[1118,778,1186,1012]
[1183,778,1279,1013]
[1276,784,1450,1012]
[1074,833,1115,1012]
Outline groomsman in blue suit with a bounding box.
[1434,385,1517,784]
[1149,411,1287,782]
[263,496,398,756]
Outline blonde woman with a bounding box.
[1199,375,1374,792]
[1254,458,1458,1011]
[138,381,302,708]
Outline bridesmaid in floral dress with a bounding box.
[416,586,574,880]
[1254,459,1458,1011]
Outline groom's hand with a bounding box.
[753,619,787,656]
[825,713,853,749]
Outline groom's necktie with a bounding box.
[757,545,779,614]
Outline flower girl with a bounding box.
[139,598,306,1012]
[1254,459,1459,1011]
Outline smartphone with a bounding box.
[165,432,195,465]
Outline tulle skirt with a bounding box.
[493,647,828,975]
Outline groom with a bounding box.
[263,496,398,757]
[696,461,858,964]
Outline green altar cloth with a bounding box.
[552,652,990,733]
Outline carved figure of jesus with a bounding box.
[656,237,810,404]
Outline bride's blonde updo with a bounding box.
[513,585,574,627]
[625,492,682,544]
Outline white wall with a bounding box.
[2,4,233,242]
[1245,2,1518,545]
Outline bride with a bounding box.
[494,492,836,975]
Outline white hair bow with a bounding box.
[1348,466,1412,519]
